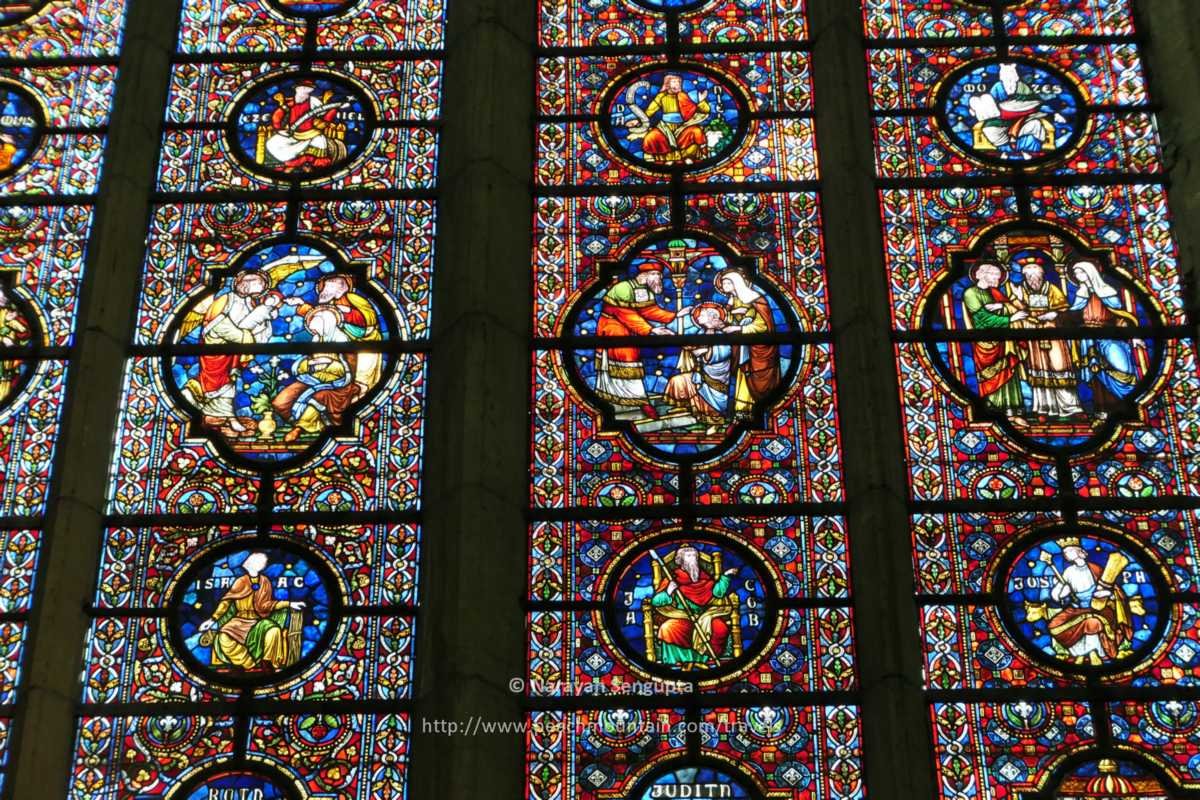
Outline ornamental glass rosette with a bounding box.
[860,0,1200,797]
[70,1,442,795]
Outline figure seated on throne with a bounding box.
[197,552,307,675]
[625,74,713,165]
[642,544,741,669]
[257,82,350,171]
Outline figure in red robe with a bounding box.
[630,74,713,165]
[595,261,676,419]
[259,82,349,170]
[180,271,282,434]
[962,262,1029,414]
[649,545,738,667]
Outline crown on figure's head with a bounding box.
[1011,250,1049,269]
[1057,537,1082,550]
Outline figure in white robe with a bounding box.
[180,272,282,432]
[664,304,733,432]
[969,63,1063,158]
[1068,261,1142,415]
[1009,263,1083,417]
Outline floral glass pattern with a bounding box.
[0,0,129,792]
[69,1,441,796]
[861,1,1200,798]
[529,2,863,799]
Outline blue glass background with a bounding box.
[233,75,370,175]
[1004,535,1161,666]
[170,242,394,464]
[638,767,752,800]
[943,62,1080,162]
[607,69,742,167]
[570,237,794,456]
[177,547,332,675]
[272,0,354,13]
[612,540,768,673]
[185,772,289,800]
[173,243,394,347]
[0,85,40,174]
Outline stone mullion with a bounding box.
[6,0,183,795]
[406,0,536,797]
[1134,0,1200,336]
[806,1,939,798]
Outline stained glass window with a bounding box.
[0,0,128,792]
[860,1,1200,797]
[69,1,442,795]
[527,2,863,799]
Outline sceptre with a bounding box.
[648,548,723,666]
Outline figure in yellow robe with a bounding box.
[198,552,306,673]
[717,269,781,416]
[637,75,711,164]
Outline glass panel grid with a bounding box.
[0,0,129,794]
[528,2,864,799]
[70,1,442,796]
[861,2,1200,798]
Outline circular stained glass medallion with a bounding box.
[230,72,372,180]
[626,0,711,11]
[604,66,746,172]
[266,0,358,17]
[0,1,45,25]
[938,58,1083,166]
[172,543,337,686]
[177,768,297,800]
[1002,532,1164,671]
[0,82,42,178]
[635,765,754,800]
[608,537,771,678]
